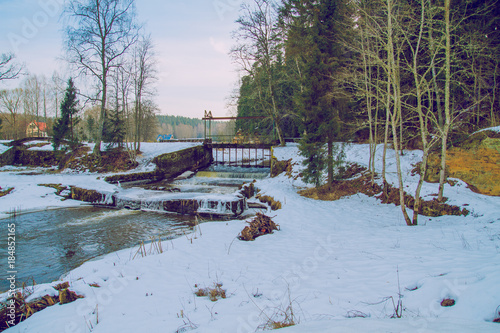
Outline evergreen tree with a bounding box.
[102,108,126,148]
[53,78,80,150]
[285,0,352,186]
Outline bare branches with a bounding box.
[0,53,24,82]
[63,0,140,154]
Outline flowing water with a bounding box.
[0,168,270,292]
[0,207,196,292]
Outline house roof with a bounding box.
[31,121,48,132]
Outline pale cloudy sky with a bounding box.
[0,0,246,118]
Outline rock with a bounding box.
[441,298,455,307]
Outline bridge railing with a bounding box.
[205,134,278,145]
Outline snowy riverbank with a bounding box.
[1,143,499,332]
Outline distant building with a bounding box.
[26,121,48,137]
[157,134,174,142]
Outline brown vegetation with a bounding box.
[441,298,456,307]
[299,163,469,218]
[38,184,69,198]
[255,194,282,211]
[194,283,226,302]
[271,158,293,178]
[65,147,138,173]
[239,213,280,241]
[424,131,500,196]
[239,181,257,199]
[70,187,109,204]
[0,281,83,331]
[0,187,14,198]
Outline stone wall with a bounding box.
[0,146,15,166]
[105,145,213,184]
[426,131,500,196]
[0,146,58,167]
[153,145,213,179]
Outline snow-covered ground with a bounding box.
[1,143,499,332]
[0,142,202,218]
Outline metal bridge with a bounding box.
[202,111,274,168]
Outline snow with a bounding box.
[475,125,500,134]
[0,142,11,155]
[1,143,500,332]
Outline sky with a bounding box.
[0,0,247,119]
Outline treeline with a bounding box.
[0,105,232,142]
[232,0,499,225]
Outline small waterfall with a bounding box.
[81,166,260,217]
[141,199,163,212]
[197,196,246,216]
[112,192,246,216]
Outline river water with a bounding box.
[0,207,197,292]
[0,168,269,293]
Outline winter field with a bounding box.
[0,141,499,332]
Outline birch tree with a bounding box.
[231,0,286,146]
[64,0,139,154]
[132,34,157,151]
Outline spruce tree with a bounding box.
[285,0,351,186]
[53,78,79,150]
[102,108,126,149]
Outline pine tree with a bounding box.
[285,0,351,186]
[102,108,126,149]
[53,78,79,150]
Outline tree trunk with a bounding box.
[327,135,333,185]
[491,60,498,126]
[438,0,451,202]
[387,0,412,226]
[95,75,107,155]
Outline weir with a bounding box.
[207,143,273,168]
[99,142,272,217]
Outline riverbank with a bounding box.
[0,142,201,219]
[1,143,500,332]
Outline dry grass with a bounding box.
[0,280,83,331]
[132,236,164,259]
[299,163,469,218]
[38,184,69,197]
[0,187,14,198]
[256,194,282,210]
[194,283,226,302]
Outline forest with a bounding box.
[1,0,499,225]
[231,0,499,225]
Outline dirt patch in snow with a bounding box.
[299,164,469,217]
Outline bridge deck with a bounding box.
[207,143,274,149]
[204,142,273,168]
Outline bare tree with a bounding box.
[0,88,23,140]
[23,74,43,135]
[0,53,23,82]
[51,71,65,118]
[132,34,157,151]
[64,0,139,154]
[231,0,286,146]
